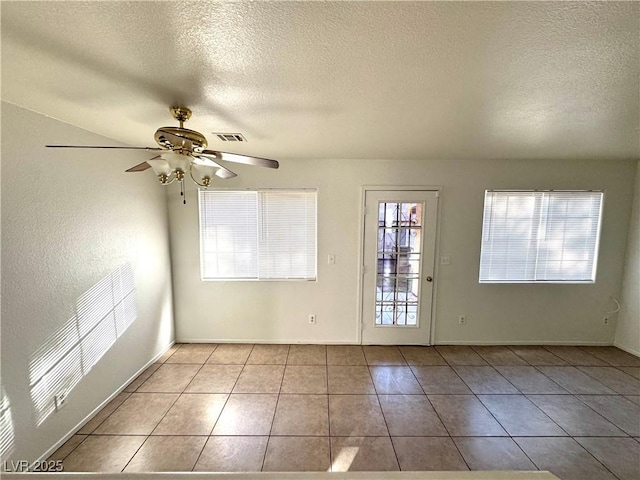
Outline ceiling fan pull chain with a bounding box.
[181,178,186,205]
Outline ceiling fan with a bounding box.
[46,106,279,203]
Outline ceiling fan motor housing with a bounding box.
[154,127,208,152]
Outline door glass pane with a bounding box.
[375,202,422,326]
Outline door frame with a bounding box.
[357,185,443,345]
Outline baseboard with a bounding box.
[433,340,613,346]
[36,340,175,465]
[175,338,616,347]
[613,342,640,357]
[176,338,357,345]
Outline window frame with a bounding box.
[478,189,604,284]
[198,188,318,282]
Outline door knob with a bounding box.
[426,276,433,282]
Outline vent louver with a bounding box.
[213,133,247,142]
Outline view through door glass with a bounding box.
[376,201,422,326]
[362,190,438,345]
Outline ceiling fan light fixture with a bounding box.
[46,106,279,204]
[161,151,190,172]
[147,157,174,184]
[190,162,217,188]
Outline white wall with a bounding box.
[0,103,174,463]
[615,160,640,355]
[169,157,635,345]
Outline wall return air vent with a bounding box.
[212,133,247,142]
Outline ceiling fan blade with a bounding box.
[202,150,279,169]
[46,145,164,151]
[125,161,152,172]
[195,155,238,179]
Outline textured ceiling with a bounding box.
[2,1,638,161]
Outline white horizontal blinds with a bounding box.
[480,191,541,282]
[479,191,603,283]
[258,190,317,279]
[199,189,317,280]
[200,190,258,279]
[535,191,603,281]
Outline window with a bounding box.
[479,190,603,283]
[199,189,317,280]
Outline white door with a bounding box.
[361,190,438,345]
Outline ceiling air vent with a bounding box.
[213,133,247,142]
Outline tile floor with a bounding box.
[50,344,640,479]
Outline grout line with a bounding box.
[325,345,332,471]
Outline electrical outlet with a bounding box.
[603,316,610,325]
[458,315,467,325]
[441,256,451,265]
[308,314,316,324]
[54,392,67,411]
[328,254,336,265]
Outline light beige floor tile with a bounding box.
[509,346,567,366]
[62,435,146,472]
[454,437,536,471]
[477,395,566,436]
[193,436,268,472]
[577,394,640,436]
[124,364,161,392]
[543,346,608,366]
[165,343,216,364]
[206,344,254,364]
[515,437,617,480]
[620,366,640,380]
[537,366,615,394]
[331,437,399,471]
[212,394,278,435]
[495,366,568,394]
[157,344,181,363]
[327,366,376,394]
[453,366,519,394]
[281,365,327,394]
[327,345,366,365]
[581,346,640,367]
[428,395,507,436]
[399,346,447,365]
[471,346,529,366]
[576,437,640,480]
[94,393,179,435]
[263,437,330,472]
[435,346,487,366]
[410,366,472,394]
[378,394,448,436]
[626,395,640,406]
[185,364,243,393]
[578,366,640,395]
[232,364,284,393]
[152,393,228,435]
[124,436,206,472]
[77,392,131,434]
[329,395,388,436]
[48,435,87,461]
[271,394,329,436]
[392,437,468,471]
[246,344,289,364]
[370,366,423,394]
[526,394,626,436]
[363,346,407,365]
[287,345,326,365]
[137,364,201,393]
